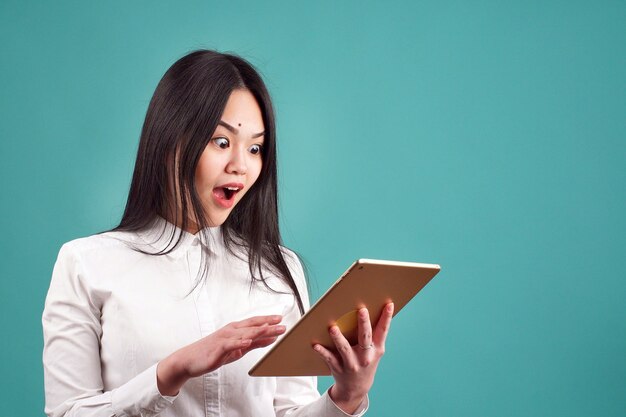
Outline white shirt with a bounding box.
[42,217,368,417]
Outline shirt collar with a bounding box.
[136,216,225,258]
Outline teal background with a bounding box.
[1,1,624,416]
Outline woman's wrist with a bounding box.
[156,351,188,396]
[328,384,366,415]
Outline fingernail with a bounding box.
[313,344,322,352]
[388,303,394,312]
[330,326,339,335]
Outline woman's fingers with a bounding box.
[310,304,395,411]
[328,325,359,371]
[313,343,342,373]
[222,337,253,352]
[357,307,373,350]
[247,336,280,350]
[219,319,285,355]
[223,335,279,363]
[238,322,286,342]
[233,314,282,328]
[372,302,394,347]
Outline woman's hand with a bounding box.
[157,315,286,396]
[313,302,394,414]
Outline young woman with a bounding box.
[42,50,394,417]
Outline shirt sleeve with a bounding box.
[42,243,177,417]
[273,251,369,417]
[275,379,369,417]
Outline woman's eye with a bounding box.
[249,144,263,155]
[212,137,229,149]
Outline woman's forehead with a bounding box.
[222,90,263,120]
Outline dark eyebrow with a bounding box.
[218,121,265,139]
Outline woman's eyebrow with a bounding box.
[218,120,265,138]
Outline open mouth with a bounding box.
[212,183,244,207]
[222,186,239,200]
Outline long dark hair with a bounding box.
[113,50,305,314]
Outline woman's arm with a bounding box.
[42,244,175,417]
[43,242,288,417]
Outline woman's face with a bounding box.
[194,89,265,228]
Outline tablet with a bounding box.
[249,258,441,376]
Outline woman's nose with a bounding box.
[226,147,247,175]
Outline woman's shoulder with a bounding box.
[57,230,141,261]
[279,245,303,271]
[49,231,143,293]
[277,245,308,291]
